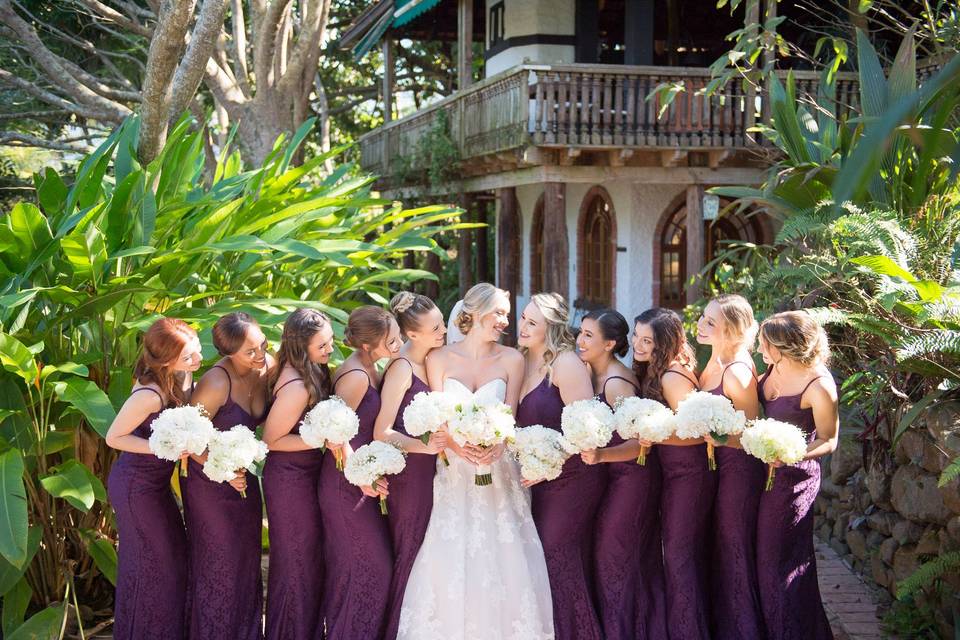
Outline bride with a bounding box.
[397,283,555,640]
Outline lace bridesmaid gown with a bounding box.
[107,387,187,640]
[383,359,435,640]
[593,377,668,640]
[755,369,833,640]
[518,377,605,640]
[262,378,325,640]
[397,378,554,640]
[709,362,766,639]
[318,370,393,639]
[181,365,265,640]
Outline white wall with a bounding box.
[484,0,576,77]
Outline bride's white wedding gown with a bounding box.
[396,378,555,640]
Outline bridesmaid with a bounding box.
[106,318,202,640]
[375,292,449,640]
[632,308,715,640]
[321,306,399,639]
[756,311,837,639]
[262,308,335,640]
[576,308,667,640]
[516,293,604,640]
[696,294,766,639]
[184,312,272,640]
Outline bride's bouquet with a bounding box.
[402,391,458,466]
[299,396,360,470]
[148,405,217,476]
[613,397,676,465]
[740,418,809,490]
[560,399,615,453]
[674,391,747,470]
[510,425,575,482]
[449,397,516,486]
[202,425,269,498]
[344,441,407,515]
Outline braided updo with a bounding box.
[389,291,437,336]
[759,311,830,367]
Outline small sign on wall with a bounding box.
[703,193,720,221]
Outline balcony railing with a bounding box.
[358,63,860,183]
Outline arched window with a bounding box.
[577,188,616,308]
[529,195,545,295]
[655,199,768,309]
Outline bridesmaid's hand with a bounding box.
[228,471,247,494]
[703,433,719,447]
[326,441,345,454]
[771,460,784,468]
[636,438,653,448]
[521,478,544,488]
[580,449,602,465]
[361,478,389,498]
[424,431,449,454]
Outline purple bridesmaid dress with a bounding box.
[658,370,716,640]
[107,387,187,640]
[709,363,767,639]
[756,369,833,640]
[262,378,325,640]
[517,376,605,640]
[318,370,393,639]
[382,360,434,640]
[181,365,265,640]
[593,377,668,640]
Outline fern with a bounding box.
[897,330,960,360]
[896,551,960,600]
[939,457,960,487]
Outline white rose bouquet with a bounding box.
[560,398,615,453]
[202,425,269,498]
[740,418,809,490]
[344,441,407,515]
[148,405,217,477]
[299,396,360,470]
[509,425,576,482]
[674,391,747,470]
[402,391,458,466]
[448,398,516,486]
[613,397,676,465]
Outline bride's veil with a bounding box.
[446,299,466,345]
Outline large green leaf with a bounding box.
[6,603,65,640]
[80,530,117,586]
[0,527,40,597]
[40,460,106,512]
[0,450,27,567]
[0,333,36,393]
[1,577,31,637]
[856,29,887,118]
[52,378,116,438]
[60,225,108,283]
[0,203,54,274]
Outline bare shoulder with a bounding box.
[554,350,586,369]
[197,362,230,391]
[494,344,523,364]
[808,370,838,402]
[128,384,164,413]
[384,357,414,382]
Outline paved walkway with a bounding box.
[816,540,888,639]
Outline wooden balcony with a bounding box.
[358,63,859,188]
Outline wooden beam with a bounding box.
[476,199,489,283]
[459,193,475,297]
[457,0,473,90]
[685,184,705,305]
[542,182,569,299]
[708,149,733,168]
[382,38,394,123]
[660,149,687,167]
[496,187,520,345]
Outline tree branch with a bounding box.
[168,0,228,120]
[78,0,154,37]
[0,68,121,121]
[253,0,291,92]
[0,130,96,151]
[229,0,251,97]
[277,0,328,95]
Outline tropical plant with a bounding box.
[0,114,463,635]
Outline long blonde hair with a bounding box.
[456,283,509,336]
[523,292,576,380]
[712,294,759,351]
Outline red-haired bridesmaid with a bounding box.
[106,318,203,640]
[262,308,335,640]
[375,293,448,640]
[632,308,714,640]
[577,308,667,640]
[697,294,766,639]
[320,306,398,639]
[183,312,273,640]
[756,311,837,639]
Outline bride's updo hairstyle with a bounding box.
[527,292,576,379]
[712,293,759,350]
[456,283,508,336]
[390,291,438,337]
[759,311,830,367]
[344,305,395,352]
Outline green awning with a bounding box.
[392,0,442,27]
[342,0,445,61]
[351,5,394,61]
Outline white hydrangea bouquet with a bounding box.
[674,391,747,470]
[509,425,576,482]
[560,398,615,453]
[740,418,809,490]
[613,397,676,465]
[344,440,406,515]
[402,390,458,466]
[448,397,516,486]
[148,405,217,477]
[299,396,359,470]
[202,425,269,498]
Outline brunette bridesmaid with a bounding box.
[516,293,604,640]
[183,312,272,640]
[577,308,667,640]
[262,309,335,640]
[756,311,837,639]
[632,308,715,640]
[320,306,398,639]
[106,318,203,640]
[697,294,766,639]
[375,293,449,640]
